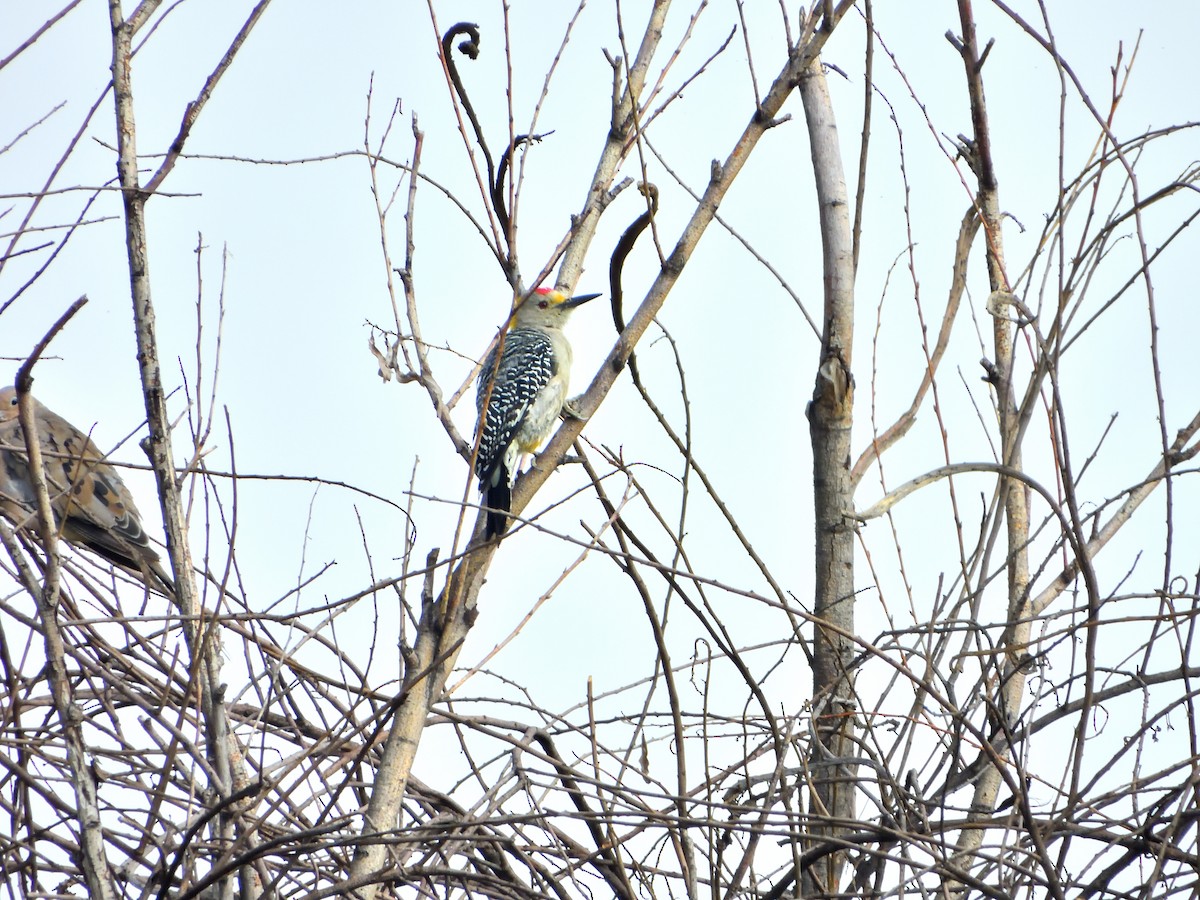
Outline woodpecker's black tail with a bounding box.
[485,481,511,537]
[482,459,512,537]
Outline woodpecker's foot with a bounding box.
[563,396,588,420]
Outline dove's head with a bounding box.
[0,387,18,425]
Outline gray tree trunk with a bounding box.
[801,56,858,897]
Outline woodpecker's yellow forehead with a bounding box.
[529,287,568,306]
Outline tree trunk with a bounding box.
[800,57,858,897]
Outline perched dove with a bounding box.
[0,386,174,596]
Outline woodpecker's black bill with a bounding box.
[563,292,601,308]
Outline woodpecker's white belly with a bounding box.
[513,377,567,455]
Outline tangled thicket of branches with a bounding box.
[1,2,1198,899]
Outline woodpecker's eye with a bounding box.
[538,300,549,309]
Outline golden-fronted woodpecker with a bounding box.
[475,287,600,537]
